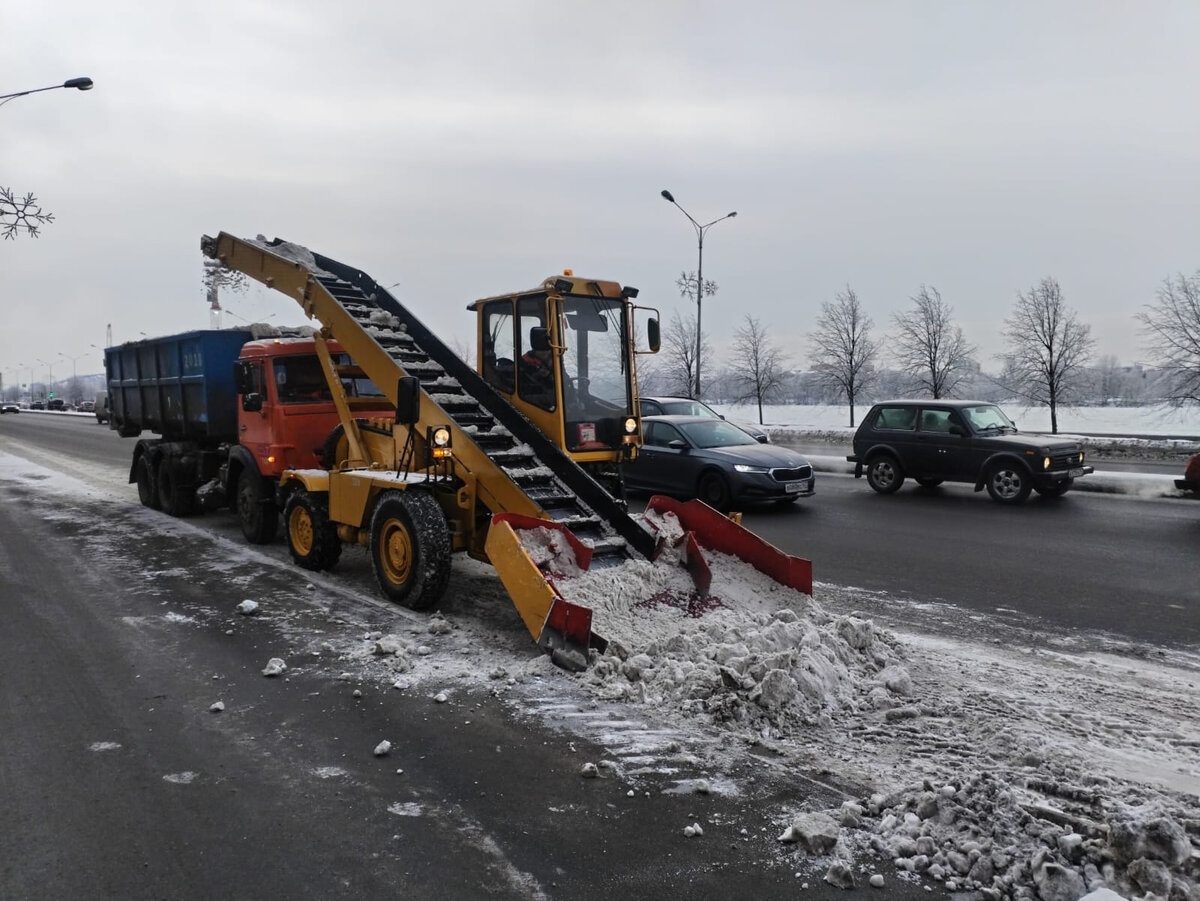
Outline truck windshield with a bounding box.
[560,297,630,420]
[274,353,383,404]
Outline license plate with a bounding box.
[1069,467,1083,477]
[785,481,805,493]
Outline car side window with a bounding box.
[644,421,682,447]
[641,399,663,415]
[874,406,917,431]
[919,409,955,433]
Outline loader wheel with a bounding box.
[284,489,342,571]
[135,456,161,510]
[237,468,278,544]
[696,471,732,513]
[157,460,194,518]
[369,491,451,610]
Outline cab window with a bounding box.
[873,406,917,431]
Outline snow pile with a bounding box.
[783,774,1198,900]
[543,529,909,736]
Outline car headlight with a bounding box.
[733,464,769,473]
[1043,456,1051,470]
[624,417,637,434]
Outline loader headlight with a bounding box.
[428,425,453,459]
[624,417,637,434]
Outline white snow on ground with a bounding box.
[1,422,1197,900]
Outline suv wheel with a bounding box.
[985,463,1031,504]
[866,456,905,494]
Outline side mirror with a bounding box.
[529,326,551,353]
[755,434,769,444]
[949,424,965,437]
[395,375,420,425]
[668,439,688,450]
[242,392,264,413]
[646,318,660,353]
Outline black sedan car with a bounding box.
[623,415,814,511]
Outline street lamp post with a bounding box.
[37,358,54,401]
[660,190,737,398]
[60,352,88,402]
[0,77,94,109]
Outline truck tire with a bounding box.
[369,491,451,610]
[237,468,279,544]
[136,456,161,510]
[985,461,1032,504]
[284,489,341,571]
[157,459,195,517]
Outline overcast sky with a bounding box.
[3,1,1199,392]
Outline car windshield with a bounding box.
[676,419,758,448]
[661,399,718,417]
[962,404,1016,433]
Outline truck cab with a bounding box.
[470,273,659,491]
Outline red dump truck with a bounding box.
[105,327,388,542]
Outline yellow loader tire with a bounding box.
[369,491,451,610]
[284,489,342,571]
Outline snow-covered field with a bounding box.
[1,438,1196,901]
[710,402,1200,441]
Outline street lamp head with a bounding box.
[660,189,675,203]
[63,77,94,91]
[727,211,738,218]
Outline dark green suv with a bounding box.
[847,400,1093,504]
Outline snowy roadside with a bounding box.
[2,444,1197,900]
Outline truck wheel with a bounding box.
[237,469,279,544]
[866,456,905,494]
[985,463,1032,504]
[284,489,342,571]
[157,460,194,517]
[370,491,451,610]
[136,456,161,510]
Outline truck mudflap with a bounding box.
[487,498,812,670]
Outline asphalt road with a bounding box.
[2,412,938,900]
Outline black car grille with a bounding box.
[1049,450,1084,469]
[771,465,813,482]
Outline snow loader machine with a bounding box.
[200,232,812,670]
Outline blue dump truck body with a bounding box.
[105,329,254,443]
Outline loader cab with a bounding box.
[472,274,659,465]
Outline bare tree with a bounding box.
[997,277,1094,433]
[659,310,711,397]
[1137,270,1200,406]
[809,286,880,426]
[728,315,789,423]
[892,285,976,398]
[1,187,54,239]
